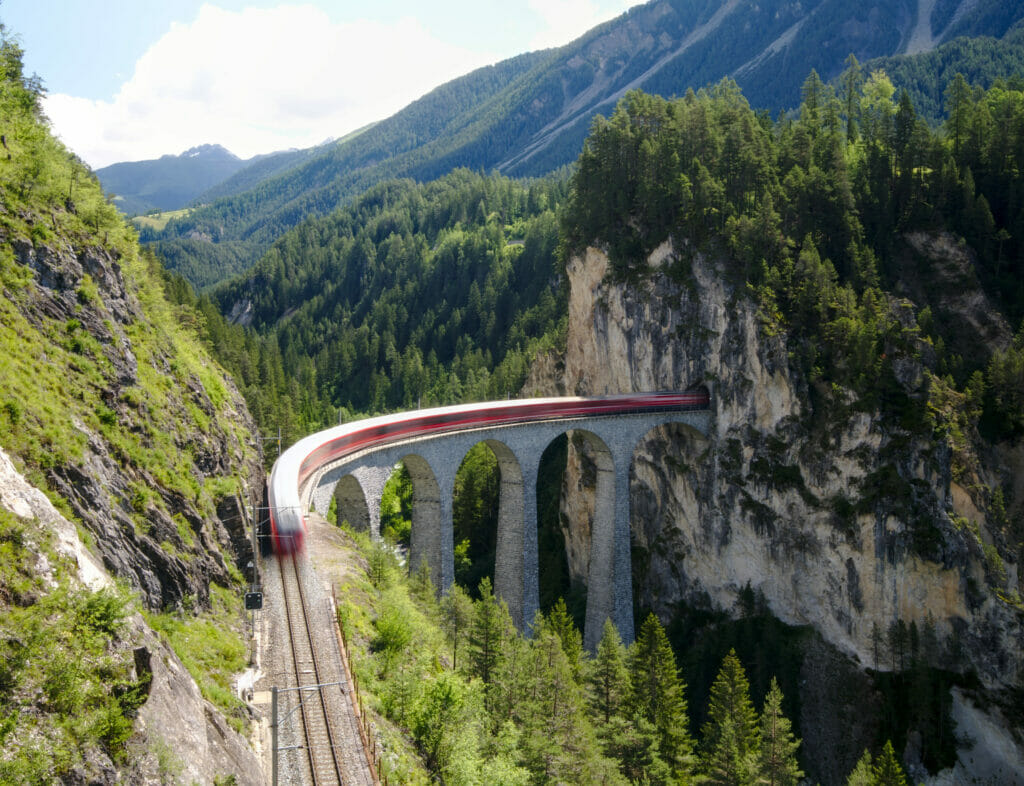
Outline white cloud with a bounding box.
[526,0,636,51]
[43,3,498,168]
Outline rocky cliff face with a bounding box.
[550,239,1024,781]
[7,234,262,611]
[0,447,263,784]
[1,208,264,782]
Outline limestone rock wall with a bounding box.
[554,239,1024,777]
[0,447,262,785]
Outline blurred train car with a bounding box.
[267,390,710,554]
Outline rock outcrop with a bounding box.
[8,234,262,611]
[0,446,263,785]
[551,239,1024,782]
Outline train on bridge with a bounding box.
[267,390,711,554]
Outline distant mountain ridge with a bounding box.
[96,143,244,214]
[144,0,1024,290]
[96,142,341,216]
[194,135,351,205]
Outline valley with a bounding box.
[2,1,1024,783]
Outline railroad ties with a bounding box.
[278,553,375,786]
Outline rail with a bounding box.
[279,554,343,784]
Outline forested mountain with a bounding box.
[864,19,1024,122]
[553,72,1024,782]
[146,0,1024,292]
[194,135,351,204]
[217,64,1024,446]
[95,143,246,214]
[563,72,1024,407]
[190,170,568,437]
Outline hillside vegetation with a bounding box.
[0,23,259,781]
[330,526,915,785]
[170,170,569,447]
[565,70,1024,401]
[864,21,1024,122]
[210,65,1024,475]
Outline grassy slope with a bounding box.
[131,207,192,233]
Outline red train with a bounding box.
[267,390,710,554]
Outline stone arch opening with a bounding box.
[402,453,443,590]
[453,440,525,604]
[380,462,414,546]
[332,474,370,532]
[557,429,616,643]
[535,434,580,625]
[628,421,710,622]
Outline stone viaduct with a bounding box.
[305,410,710,650]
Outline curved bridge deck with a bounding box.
[272,394,711,648]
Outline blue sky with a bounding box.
[2,0,638,167]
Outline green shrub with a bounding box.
[373,604,413,655]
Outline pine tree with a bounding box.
[758,678,802,786]
[840,53,864,144]
[701,649,760,785]
[542,597,584,682]
[630,613,694,777]
[471,577,512,708]
[704,715,752,786]
[603,711,671,784]
[872,740,909,786]
[519,629,621,784]
[846,749,873,786]
[439,583,473,670]
[945,72,971,161]
[870,622,883,670]
[589,618,630,725]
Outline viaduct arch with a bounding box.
[303,407,710,650]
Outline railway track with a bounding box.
[278,552,344,785]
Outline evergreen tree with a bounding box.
[471,577,513,708]
[630,613,694,777]
[589,618,630,725]
[872,740,909,786]
[603,711,672,784]
[701,649,760,785]
[758,678,802,786]
[846,749,874,786]
[841,54,864,143]
[945,73,972,161]
[488,618,532,727]
[541,597,584,682]
[439,583,473,670]
[519,629,623,784]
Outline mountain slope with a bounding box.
[195,135,358,204]
[151,0,1024,291]
[96,143,246,214]
[550,80,1024,782]
[213,169,568,418]
[863,19,1024,122]
[0,25,262,782]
